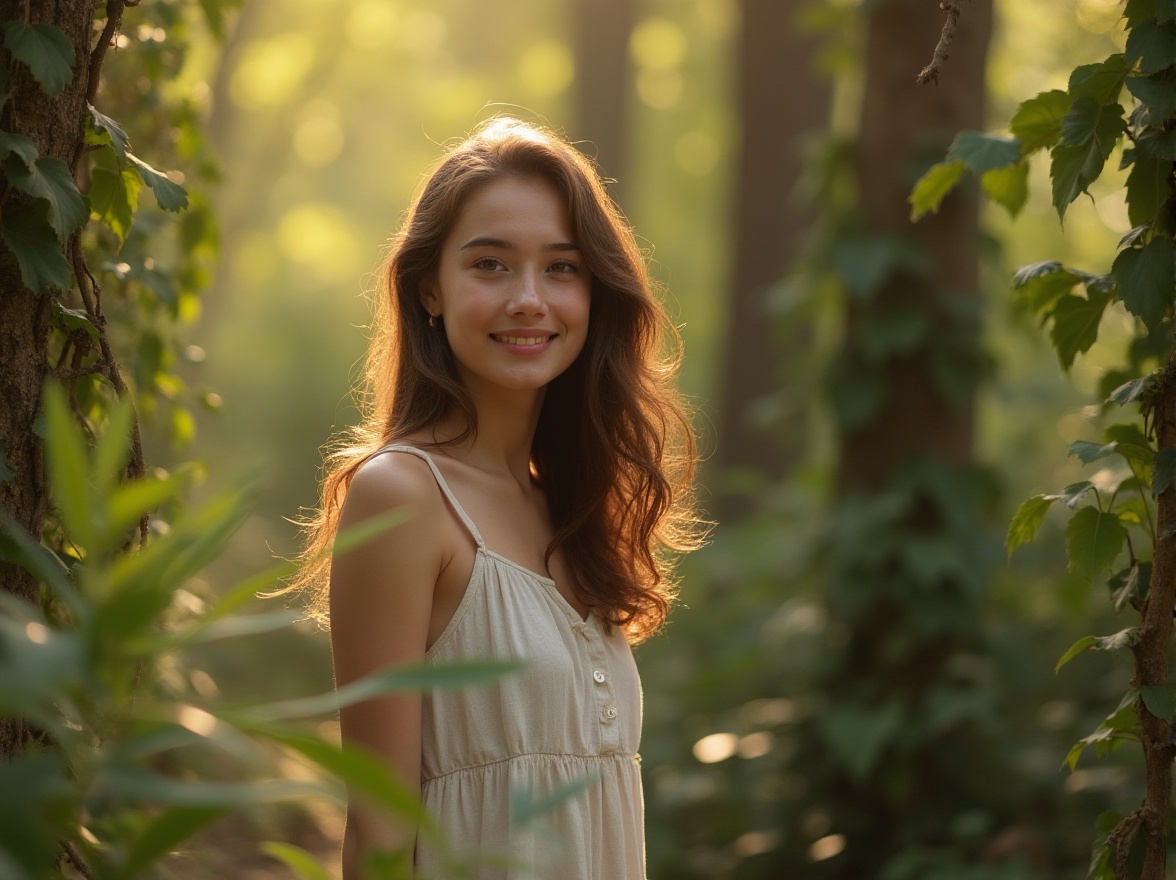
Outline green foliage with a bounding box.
[0,390,522,877]
[912,0,1176,870]
[0,21,75,97]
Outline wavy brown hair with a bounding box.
[290,117,705,642]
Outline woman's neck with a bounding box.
[430,387,544,492]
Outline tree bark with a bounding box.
[711,0,831,518]
[570,0,634,200]
[838,0,991,491]
[0,0,96,761]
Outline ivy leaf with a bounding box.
[1046,480,1096,509]
[52,302,98,340]
[1068,440,1118,463]
[1126,20,1176,74]
[1126,73,1176,123]
[2,154,87,242]
[1010,90,1070,155]
[1107,374,1158,406]
[1141,686,1176,721]
[1007,494,1053,557]
[1065,506,1127,578]
[1049,288,1113,370]
[0,21,76,98]
[980,162,1029,217]
[1125,0,1159,26]
[1068,54,1128,105]
[128,154,189,212]
[1052,97,1127,216]
[1153,449,1176,497]
[0,201,72,292]
[946,131,1021,175]
[1012,261,1084,314]
[1055,636,1097,673]
[1126,157,1172,226]
[1104,423,1155,468]
[0,131,38,169]
[88,104,130,167]
[90,166,143,246]
[1114,239,1175,334]
[909,160,964,221]
[1108,561,1150,611]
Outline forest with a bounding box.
[1,0,1174,877]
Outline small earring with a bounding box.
[428,314,438,329]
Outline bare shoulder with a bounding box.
[340,448,444,526]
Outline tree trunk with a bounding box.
[839,0,991,491]
[711,0,831,518]
[0,0,95,760]
[570,0,634,201]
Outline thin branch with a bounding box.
[87,1,127,105]
[1107,808,1144,880]
[60,838,92,879]
[916,0,966,86]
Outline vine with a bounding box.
[912,0,1176,874]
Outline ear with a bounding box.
[418,278,440,317]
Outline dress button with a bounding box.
[605,706,617,719]
[593,670,606,683]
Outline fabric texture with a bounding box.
[373,445,647,880]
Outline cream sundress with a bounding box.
[373,446,646,880]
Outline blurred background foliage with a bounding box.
[95,0,1155,875]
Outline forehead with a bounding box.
[447,176,574,243]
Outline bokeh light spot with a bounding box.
[808,834,846,862]
[230,33,316,110]
[400,10,447,55]
[346,0,400,48]
[294,101,345,167]
[277,203,363,284]
[630,18,688,71]
[692,731,738,763]
[637,69,683,109]
[518,40,574,97]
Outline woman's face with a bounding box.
[422,176,592,399]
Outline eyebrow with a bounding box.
[459,236,580,252]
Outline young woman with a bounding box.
[293,118,704,879]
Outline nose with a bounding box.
[507,269,548,316]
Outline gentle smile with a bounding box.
[491,334,555,345]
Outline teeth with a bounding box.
[494,335,551,345]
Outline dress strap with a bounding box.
[371,445,486,549]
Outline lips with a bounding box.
[490,334,556,346]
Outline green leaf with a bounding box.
[1126,157,1172,226]
[980,162,1029,216]
[1068,440,1118,463]
[128,154,189,212]
[824,701,904,781]
[1154,448,1176,496]
[92,396,136,495]
[1049,288,1113,370]
[1141,686,1176,720]
[89,166,142,246]
[1007,495,1053,557]
[1107,374,1158,406]
[1065,506,1128,577]
[1126,73,1176,122]
[857,308,929,360]
[123,808,227,877]
[1046,480,1096,509]
[0,132,38,169]
[1126,0,1159,26]
[1104,422,1154,463]
[43,385,94,550]
[0,22,75,98]
[1056,635,1098,673]
[1011,261,1084,313]
[1051,98,1127,216]
[0,515,81,615]
[829,235,929,299]
[1108,561,1150,611]
[87,104,129,166]
[50,302,97,341]
[946,131,1021,175]
[261,843,337,880]
[3,154,87,243]
[909,160,965,221]
[1011,90,1070,155]
[1068,54,1128,105]
[1126,20,1176,73]
[1113,238,1175,333]
[105,474,189,549]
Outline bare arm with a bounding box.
[329,454,446,879]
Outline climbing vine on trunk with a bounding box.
[913,1,1176,875]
